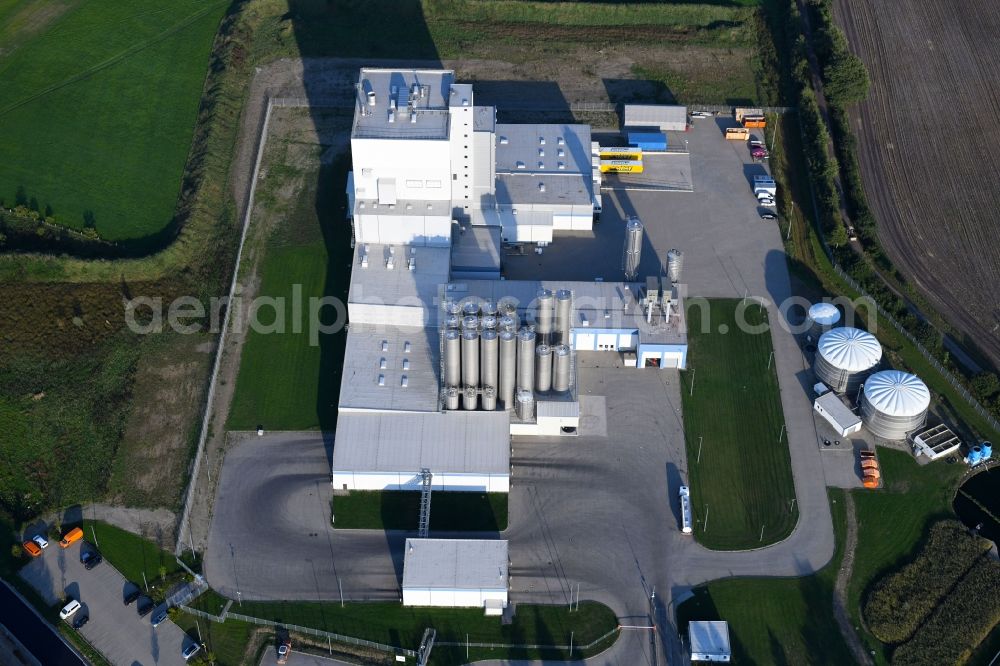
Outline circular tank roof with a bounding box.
[864,370,930,417]
[817,327,882,371]
[808,302,841,326]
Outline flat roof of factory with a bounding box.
[332,410,511,475]
[348,242,450,313]
[339,325,441,413]
[352,68,455,140]
[403,538,509,591]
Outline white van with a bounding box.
[60,599,81,620]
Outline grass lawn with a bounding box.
[680,299,798,549]
[676,489,854,664]
[76,520,194,587]
[227,157,351,432]
[0,0,228,240]
[847,448,967,664]
[333,491,508,531]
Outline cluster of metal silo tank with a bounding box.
[441,290,574,414]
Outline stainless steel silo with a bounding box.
[535,344,553,393]
[462,386,478,411]
[481,299,498,317]
[622,216,643,281]
[481,315,498,330]
[445,314,460,329]
[498,296,518,316]
[481,386,497,411]
[499,330,517,410]
[666,248,684,284]
[481,329,499,392]
[444,299,461,317]
[462,315,479,331]
[553,344,571,392]
[499,314,519,333]
[462,300,480,317]
[444,329,461,389]
[516,327,536,392]
[444,387,460,410]
[462,329,479,389]
[515,389,535,421]
[555,289,572,346]
[536,289,554,344]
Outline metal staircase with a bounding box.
[418,468,433,538]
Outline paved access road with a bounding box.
[18,540,194,666]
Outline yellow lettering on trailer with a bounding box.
[598,147,643,161]
[599,160,644,173]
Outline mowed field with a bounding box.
[833,0,1000,369]
[680,299,798,550]
[0,0,227,240]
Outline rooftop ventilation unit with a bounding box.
[387,109,395,123]
[401,376,408,387]
[538,162,545,169]
[500,136,508,145]
[378,374,385,386]
[539,137,546,145]
[410,111,417,124]
[538,182,546,192]
[516,161,525,169]
[557,137,565,145]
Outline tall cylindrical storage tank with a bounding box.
[622,216,643,281]
[481,329,499,393]
[462,315,479,331]
[462,300,480,318]
[553,345,571,392]
[499,330,517,410]
[555,289,572,346]
[807,302,841,341]
[515,389,535,421]
[982,442,993,461]
[666,249,684,284]
[481,386,497,411]
[481,315,498,330]
[462,329,479,390]
[445,314,460,329]
[535,344,553,393]
[444,300,461,318]
[498,296,519,317]
[444,329,461,389]
[481,300,498,317]
[516,328,536,392]
[499,314,519,333]
[462,386,478,411]
[861,370,930,440]
[444,387,460,410]
[815,327,882,394]
[535,289,554,344]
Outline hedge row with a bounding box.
[890,559,1000,666]
[864,520,991,644]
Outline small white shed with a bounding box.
[689,621,732,662]
[814,391,862,437]
[623,104,688,132]
[402,539,508,610]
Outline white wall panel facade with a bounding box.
[331,471,509,493]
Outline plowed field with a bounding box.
[834,0,1000,369]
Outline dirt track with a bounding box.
[834,0,1000,370]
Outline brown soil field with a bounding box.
[834,0,1000,369]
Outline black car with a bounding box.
[123,586,141,606]
[72,613,89,630]
[151,608,168,628]
[80,550,102,570]
[136,596,154,617]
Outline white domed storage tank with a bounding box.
[815,327,882,393]
[861,370,930,440]
[806,302,841,341]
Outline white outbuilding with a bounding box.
[402,538,508,610]
[814,391,862,437]
[689,620,732,662]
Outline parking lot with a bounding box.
[18,539,193,666]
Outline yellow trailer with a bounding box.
[725,127,750,140]
[598,147,643,161]
[599,160,644,173]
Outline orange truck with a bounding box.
[59,527,83,548]
[735,107,766,127]
[725,127,750,140]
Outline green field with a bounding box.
[847,449,966,663]
[227,157,351,432]
[680,299,798,549]
[677,489,854,664]
[333,491,508,531]
[0,0,227,240]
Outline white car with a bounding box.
[32,535,49,550]
[60,599,81,620]
[182,643,201,661]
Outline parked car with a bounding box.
[72,613,89,630]
[59,527,83,548]
[759,211,777,220]
[277,638,292,664]
[847,225,858,241]
[182,643,201,661]
[22,541,42,557]
[80,549,102,570]
[137,596,154,618]
[749,135,765,148]
[32,535,49,550]
[59,600,81,620]
[151,608,169,628]
[123,586,141,606]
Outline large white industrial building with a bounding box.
[331,68,689,494]
[402,538,508,610]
